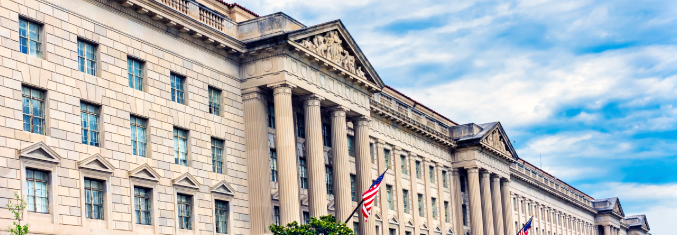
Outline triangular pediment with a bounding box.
[447,228,454,234]
[642,216,650,230]
[374,213,382,221]
[435,226,442,232]
[172,172,200,189]
[479,122,518,161]
[405,220,414,227]
[420,223,428,230]
[290,21,384,91]
[19,141,62,165]
[211,180,236,197]
[613,198,625,217]
[388,215,399,225]
[300,195,309,206]
[272,190,279,200]
[129,163,161,182]
[78,154,115,173]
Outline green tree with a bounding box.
[269,215,355,235]
[7,192,29,235]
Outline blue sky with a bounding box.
[241,0,677,232]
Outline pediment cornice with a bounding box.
[211,180,236,197]
[172,172,201,190]
[510,167,597,214]
[129,163,162,182]
[18,141,62,166]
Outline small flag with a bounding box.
[361,168,388,222]
[518,217,533,235]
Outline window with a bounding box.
[513,198,517,211]
[128,58,143,91]
[432,198,438,219]
[389,228,396,235]
[386,185,393,210]
[462,204,468,226]
[444,201,450,222]
[273,206,280,225]
[78,40,96,76]
[19,19,41,57]
[178,194,192,229]
[84,179,104,219]
[415,161,421,179]
[297,115,305,138]
[267,103,275,128]
[418,194,424,217]
[209,87,221,115]
[299,159,308,189]
[442,171,448,188]
[326,166,333,195]
[429,166,435,183]
[270,149,278,182]
[81,102,100,147]
[22,86,45,135]
[369,143,375,163]
[400,155,407,175]
[131,116,147,157]
[384,149,391,168]
[215,200,228,234]
[350,174,356,202]
[403,189,410,213]
[347,135,355,157]
[26,169,48,213]
[134,187,151,225]
[212,138,224,174]
[303,211,310,225]
[460,175,466,192]
[322,124,330,147]
[173,128,188,166]
[353,222,359,235]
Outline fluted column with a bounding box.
[436,163,447,233]
[467,167,484,235]
[272,84,301,225]
[330,105,351,222]
[451,169,463,235]
[242,87,273,234]
[409,155,421,235]
[423,160,434,228]
[491,175,505,235]
[501,179,515,235]
[353,116,374,235]
[302,94,327,217]
[480,171,495,235]
[393,147,406,234]
[604,225,610,235]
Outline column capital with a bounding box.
[465,166,479,173]
[480,170,491,178]
[350,116,371,126]
[299,94,325,106]
[327,105,350,115]
[268,81,297,90]
[242,87,266,101]
[490,175,501,182]
[451,168,460,175]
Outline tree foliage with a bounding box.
[269,215,355,235]
[7,192,29,235]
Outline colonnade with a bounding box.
[512,194,598,235]
[466,168,515,235]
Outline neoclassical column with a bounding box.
[451,168,463,235]
[272,83,301,225]
[466,167,484,235]
[491,175,505,235]
[603,226,610,235]
[501,179,515,235]
[353,116,375,235]
[480,170,495,235]
[393,147,406,234]
[409,155,421,235]
[302,94,327,217]
[329,105,351,222]
[435,164,447,234]
[242,87,274,234]
[423,159,434,228]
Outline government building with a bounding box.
[0,0,652,235]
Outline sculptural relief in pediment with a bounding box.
[482,128,512,158]
[298,31,366,78]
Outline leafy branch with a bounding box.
[7,192,28,235]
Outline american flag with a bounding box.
[361,169,388,222]
[518,217,533,235]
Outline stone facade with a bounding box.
[0,0,652,235]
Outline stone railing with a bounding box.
[371,99,456,147]
[160,0,189,14]
[156,0,236,37]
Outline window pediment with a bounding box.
[129,163,161,182]
[211,180,236,200]
[405,220,415,227]
[78,154,115,180]
[420,223,428,230]
[172,172,201,192]
[388,215,399,225]
[435,226,442,232]
[19,142,62,168]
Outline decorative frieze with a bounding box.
[298,31,366,78]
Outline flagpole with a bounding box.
[342,167,390,224]
[515,217,534,235]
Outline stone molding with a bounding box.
[370,99,456,147]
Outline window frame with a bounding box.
[19,18,43,58]
[214,200,229,234]
[26,169,49,214]
[211,137,225,174]
[270,149,278,182]
[130,116,148,157]
[350,174,356,202]
[177,194,192,230]
[208,87,221,116]
[325,166,333,195]
[77,39,97,76]
[127,57,144,91]
[134,187,151,225]
[84,178,105,220]
[170,73,186,104]
[402,189,409,214]
[22,86,46,135]
[80,102,101,147]
[299,158,308,189]
[173,127,189,166]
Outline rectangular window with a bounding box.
[26,169,48,213]
[215,200,228,234]
[442,171,448,188]
[267,103,275,128]
[22,86,45,135]
[403,189,410,214]
[347,135,355,157]
[462,204,468,226]
[128,58,143,91]
[326,166,333,195]
[322,124,330,147]
[131,116,147,157]
[84,179,104,220]
[81,102,100,147]
[134,187,151,225]
[354,222,359,235]
[460,176,466,192]
[386,185,393,210]
[171,73,185,104]
[77,40,96,76]
[303,211,310,225]
[444,201,450,222]
[273,206,280,225]
[212,138,224,174]
[400,155,407,175]
[297,115,305,138]
[432,198,438,219]
[270,149,278,182]
[418,194,424,217]
[384,149,391,169]
[415,161,421,179]
[174,128,188,166]
[429,166,435,183]
[369,143,375,163]
[299,159,308,189]
[350,174,356,202]
[19,19,41,57]
[513,198,517,211]
[209,87,221,115]
[389,228,396,235]
[178,194,192,230]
